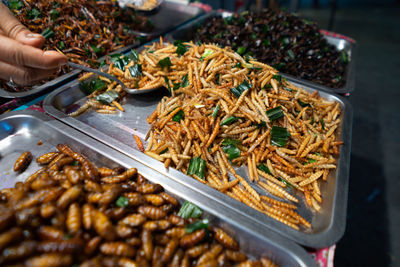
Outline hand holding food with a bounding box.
[0,3,67,86]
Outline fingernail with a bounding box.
[26,33,43,39]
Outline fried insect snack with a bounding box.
[0,145,277,266]
[191,10,348,89]
[2,0,153,92]
[13,151,33,172]
[76,41,343,230]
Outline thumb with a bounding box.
[0,3,44,48]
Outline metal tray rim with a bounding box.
[43,76,353,248]
[0,110,317,267]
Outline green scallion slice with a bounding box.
[178,201,203,219]
[271,126,291,147]
[220,116,238,126]
[187,157,206,179]
[230,81,252,98]
[266,106,284,121]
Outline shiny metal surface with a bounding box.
[44,59,352,247]
[168,10,356,94]
[129,0,205,38]
[0,110,316,267]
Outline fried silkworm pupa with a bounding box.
[138,205,166,220]
[0,227,22,251]
[100,242,136,257]
[141,229,153,261]
[180,229,207,248]
[0,240,37,264]
[93,210,115,241]
[24,253,72,267]
[162,238,179,262]
[13,151,32,172]
[213,227,239,250]
[36,152,59,165]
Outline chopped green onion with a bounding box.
[116,196,129,208]
[236,46,247,55]
[164,76,171,91]
[58,41,65,50]
[263,39,270,48]
[172,110,184,122]
[174,40,188,57]
[257,121,266,129]
[271,126,291,147]
[129,64,142,77]
[158,57,172,69]
[221,138,241,146]
[171,74,189,90]
[257,163,271,174]
[233,62,242,68]
[187,157,206,179]
[212,104,220,118]
[272,75,282,82]
[250,33,257,40]
[283,87,293,92]
[200,48,214,61]
[278,177,293,188]
[298,100,311,108]
[304,158,317,165]
[266,106,284,121]
[185,219,209,233]
[27,8,41,20]
[222,144,241,160]
[72,161,79,166]
[79,78,106,95]
[90,44,103,55]
[220,116,238,126]
[96,90,119,105]
[111,58,126,71]
[41,27,54,39]
[231,81,252,98]
[178,201,203,219]
[262,24,269,33]
[9,0,23,10]
[129,49,139,62]
[180,74,189,88]
[287,49,295,59]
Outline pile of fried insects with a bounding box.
[0,146,278,266]
[76,40,344,230]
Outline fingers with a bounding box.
[0,3,44,48]
[0,35,67,69]
[0,61,59,86]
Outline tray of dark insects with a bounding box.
[168,10,355,94]
[0,110,316,266]
[43,38,353,248]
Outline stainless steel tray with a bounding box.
[167,10,356,94]
[130,1,205,38]
[0,110,316,267]
[44,63,353,247]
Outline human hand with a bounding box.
[0,3,68,86]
